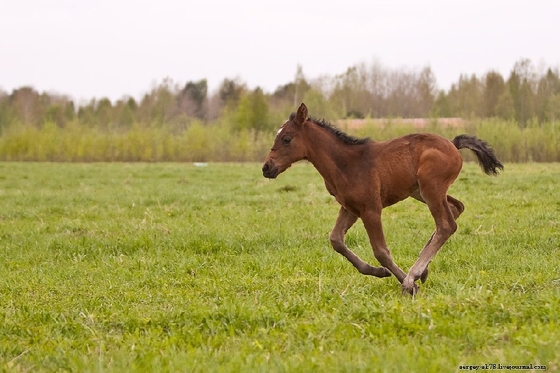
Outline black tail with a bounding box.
[452,134,504,176]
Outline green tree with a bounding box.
[495,89,515,120]
[77,100,97,127]
[432,91,452,118]
[482,71,506,117]
[508,59,536,126]
[302,89,340,120]
[547,93,560,122]
[44,103,68,128]
[535,68,560,122]
[219,78,244,105]
[234,88,270,131]
[115,98,137,128]
[178,79,208,119]
[96,98,113,129]
[0,90,15,132]
[147,80,177,126]
[447,74,482,118]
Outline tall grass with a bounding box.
[1,118,560,162]
[0,121,274,162]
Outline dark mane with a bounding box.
[288,112,370,145]
[309,116,370,145]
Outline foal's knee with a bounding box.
[329,232,345,253]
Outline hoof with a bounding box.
[401,276,419,296]
[401,283,419,296]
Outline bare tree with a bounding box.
[415,66,437,117]
[10,87,43,125]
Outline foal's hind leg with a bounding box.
[402,156,462,295]
[329,207,391,278]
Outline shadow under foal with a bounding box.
[262,103,503,295]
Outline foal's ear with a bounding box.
[294,103,308,126]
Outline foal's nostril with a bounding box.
[262,163,269,173]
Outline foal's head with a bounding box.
[262,103,310,179]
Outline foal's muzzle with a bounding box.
[262,162,279,179]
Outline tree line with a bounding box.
[2,58,560,132]
[1,58,560,162]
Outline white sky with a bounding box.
[1,0,559,104]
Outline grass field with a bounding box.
[0,161,559,372]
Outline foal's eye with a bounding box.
[282,136,292,145]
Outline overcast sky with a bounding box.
[1,0,559,104]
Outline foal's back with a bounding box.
[372,133,461,163]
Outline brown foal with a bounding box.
[262,103,503,295]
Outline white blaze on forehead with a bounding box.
[276,123,288,138]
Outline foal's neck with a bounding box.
[304,124,366,187]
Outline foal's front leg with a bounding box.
[361,210,409,285]
[329,207,391,278]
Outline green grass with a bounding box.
[0,162,558,372]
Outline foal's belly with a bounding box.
[382,193,408,207]
[379,174,418,208]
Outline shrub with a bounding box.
[0,118,558,162]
